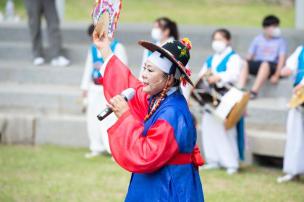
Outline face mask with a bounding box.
[151,28,162,42]
[272,27,281,38]
[212,40,227,53]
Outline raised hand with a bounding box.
[92,30,113,60]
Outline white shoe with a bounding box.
[277,174,296,183]
[84,151,101,159]
[226,168,238,175]
[51,56,70,67]
[200,163,220,170]
[33,57,45,66]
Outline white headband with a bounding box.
[147,51,173,74]
[147,51,188,81]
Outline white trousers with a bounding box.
[283,108,304,175]
[201,113,239,169]
[86,85,117,154]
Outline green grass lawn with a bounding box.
[0,145,303,202]
[0,0,294,27]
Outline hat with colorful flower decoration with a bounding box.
[139,38,193,86]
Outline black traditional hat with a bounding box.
[139,38,193,86]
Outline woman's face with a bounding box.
[151,22,163,42]
[212,32,229,53]
[213,32,229,45]
[141,60,168,96]
[151,21,170,43]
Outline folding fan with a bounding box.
[92,0,122,38]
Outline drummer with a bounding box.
[198,28,244,175]
[277,45,304,183]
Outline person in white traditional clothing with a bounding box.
[199,29,244,175]
[81,24,128,158]
[277,45,304,183]
[139,17,179,79]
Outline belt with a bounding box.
[167,145,204,168]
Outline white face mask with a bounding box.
[151,28,162,42]
[212,40,227,53]
[272,27,281,38]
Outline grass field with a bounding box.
[0,0,295,27]
[0,145,303,202]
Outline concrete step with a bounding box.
[0,109,286,158]
[0,83,83,114]
[35,113,88,147]
[0,110,88,147]
[190,96,290,128]
[190,75,294,99]
[0,41,211,72]
[0,61,141,86]
[246,122,285,133]
[1,22,303,72]
[246,76,293,98]
[246,97,289,126]
[0,42,87,65]
[247,129,286,157]
[197,127,286,158]
[0,58,294,99]
[0,62,83,85]
[1,22,303,52]
[0,42,140,69]
[0,56,297,98]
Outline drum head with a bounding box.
[225,91,250,129]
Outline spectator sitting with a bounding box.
[238,15,287,99]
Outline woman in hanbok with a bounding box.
[199,28,244,175]
[93,29,204,201]
[278,45,304,183]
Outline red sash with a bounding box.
[167,145,205,169]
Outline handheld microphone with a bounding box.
[97,88,135,121]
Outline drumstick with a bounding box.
[192,90,205,106]
[194,89,223,100]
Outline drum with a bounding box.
[191,76,249,129]
[288,86,304,108]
